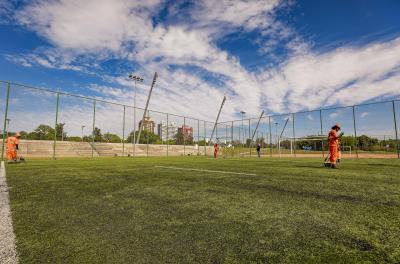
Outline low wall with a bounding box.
[14,140,214,157]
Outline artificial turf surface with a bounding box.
[5,157,400,263]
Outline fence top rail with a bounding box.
[222,97,400,123]
[0,80,210,123]
[1,80,399,125]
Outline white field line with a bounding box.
[154,166,256,176]
[0,161,19,264]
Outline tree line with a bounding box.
[3,123,195,145]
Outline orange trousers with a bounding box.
[329,145,338,165]
[6,150,17,161]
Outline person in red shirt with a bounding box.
[214,143,219,158]
[6,132,21,162]
[328,124,342,168]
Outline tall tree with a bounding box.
[34,124,54,140]
[55,123,67,140]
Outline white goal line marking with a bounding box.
[155,166,257,176]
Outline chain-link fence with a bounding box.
[1,81,399,159]
[0,81,216,159]
[220,101,400,159]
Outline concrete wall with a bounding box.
[15,140,214,158]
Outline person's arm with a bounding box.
[329,130,339,140]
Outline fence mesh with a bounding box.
[0,81,399,159]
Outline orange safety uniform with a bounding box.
[214,144,219,158]
[328,129,339,165]
[6,136,19,161]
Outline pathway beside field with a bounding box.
[0,161,19,264]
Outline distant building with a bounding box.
[139,115,155,134]
[178,125,193,141]
[157,122,178,141]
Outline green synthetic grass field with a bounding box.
[6,157,400,263]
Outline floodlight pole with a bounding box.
[208,96,226,146]
[136,72,157,145]
[278,117,289,157]
[250,111,264,150]
[128,74,144,157]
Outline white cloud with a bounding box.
[259,37,400,113]
[360,111,370,118]
[7,0,400,125]
[329,111,340,119]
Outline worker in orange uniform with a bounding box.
[328,124,343,168]
[214,143,219,158]
[6,132,21,162]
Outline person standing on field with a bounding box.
[214,143,219,158]
[328,124,342,169]
[6,132,21,162]
[256,143,261,158]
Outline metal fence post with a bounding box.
[225,124,228,144]
[183,117,186,156]
[292,113,296,157]
[91,100,96,158]
[392,101,399,159]
[248,119,251,155]
[166,113,169,157]
[53,92,59,159]
[197,119,200,156]
[319,109,325,157]
[216,122,218,143]
[231,122,234,142]
[133,106,136,157]
[122,105,125,156]
[1,82,10,161]
[352,106,359,158]
[269,116,272,157]
[204,121,206,156]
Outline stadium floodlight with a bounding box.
[128,73,144,156]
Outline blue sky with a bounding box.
[1,0,400,137]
